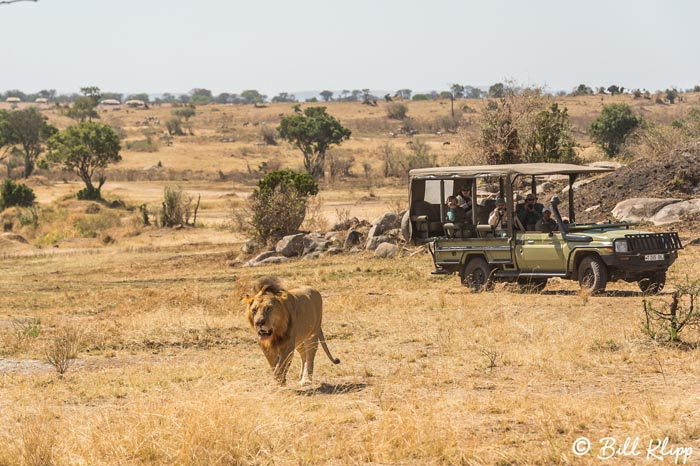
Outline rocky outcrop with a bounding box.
[612,198,682,223]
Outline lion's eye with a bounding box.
[251,308,257,316]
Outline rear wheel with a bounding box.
[461,257,494,292]
[578,256,607,293]
[638,271,666,295]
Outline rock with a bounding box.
[303,251,322,260]
[612,198,681,223]
[374,242,399,258]
[370,212,400,236]
[331,216,360,231]
[384,228,401,238]
[561,178,597,195]
[255,256,289,266]
[536,181,555,194]
[0,233,27,244]
[326,247,343,255]
[344,230,363,249]
[241,240,259,254]
[349,247,362,254]
[366,235,389,251]
[585,204,601,213]
[588,161,623,170]
[275,233,305,257]
[303,234,331,253]
[649,199,700,225]
[248,250,276,266]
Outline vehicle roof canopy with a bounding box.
[409,163,613,179]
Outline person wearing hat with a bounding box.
[456,185,473,217]
[535,206,558,233]
[516,193,544,231]
[488,197,508,229]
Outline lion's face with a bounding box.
[245,293,289,344]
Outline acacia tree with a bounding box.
[47,122,121,200]
[278,107,351,178]
[1,107,57,177]
[320,90,334,102]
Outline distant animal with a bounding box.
[244,276,340,385]
[443,141,451,146]
[243,121,250,126]
[384,93,393,102]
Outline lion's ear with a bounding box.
[277,291,289,301]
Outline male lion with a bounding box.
[244,276,340,385]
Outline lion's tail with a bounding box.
[319,328,340,364]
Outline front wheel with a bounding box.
[461,257,494,292]
[578,256,607,293]
[638,271,666,295]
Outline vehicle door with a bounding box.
[515,231,569,272]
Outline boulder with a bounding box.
[344,230,363,249]
[585,204,601,213]
[326,247,343,255]
[275,233,305,257]
[349,247,362,254]
[0,233,27,244]
[370,212,400,236]
[588,161,623,170]
[561,178,596,195]
[536,181,555,194]
[302,251,322,260]
[366,235,389,251]
[612,198,681,223]
[255,256,289,266]
[374,242,399,258]
[649,199,700,225]
[303,234,326,253]
[246,250,277,266]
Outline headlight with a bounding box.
[614,240,629,253]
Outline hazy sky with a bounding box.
[1,0,698,96]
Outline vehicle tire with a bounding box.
[400,210,412,243]
[578,256,607,293]
[638,271,666,295]
[517,277,547,293]
[461,257,494,292]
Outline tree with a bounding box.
[450,84,465,99]
[465,86,483,99]
[190,88,213,105]
[666,88,679,104]
[572,84,593,96]
[479,100,521,164]
[320,90,334,102]
[47,122,121,200]
[65,87,101,122]
[589,103,642,157]
[278,107,351,178]
[172,106,195,121]
[271,92,296,103]
[488,82,506,98]
[1,107,57,177]
[607,85,623,95]
[126,93,150,104]
[240,90,266,104]
[525,104,576,163]
[0,179,35,209]
[395,89,412,100]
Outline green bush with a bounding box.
[412,94,430,101]
[160,186,192,227]
[248,170,319,242]
[386,103,408,120]
[589,103,642,157]
[0,179,36,209]
[125,136,159,152]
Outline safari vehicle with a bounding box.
[403,163,683,293]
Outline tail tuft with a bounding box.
[332,358,340,364]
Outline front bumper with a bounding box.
[601,251,678,280]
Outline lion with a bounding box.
[244,276,340,385]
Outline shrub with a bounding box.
[589,103,642,157]
[386,103,408,120]
[160,186,192,227]
[166,118,184,136]
[381,143,407,178]
[260,126,278,145]
[73,210,121,238]
[125,136,159,152]
[524,103,577,163]
[0,179,35,209]
[406,139,436,170]
[248,170,318,242]
[171,106,195,121]
[642,278,700,343]
[45,327,82,375]
[327,151,355,179]
[412,94,430,101]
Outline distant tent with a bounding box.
[124,99,145,108]
[100,99,121,106]
[34,97,48,103]
[5,97,21,103]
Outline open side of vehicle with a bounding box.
[404,163,683,294]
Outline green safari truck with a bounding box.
[403,163,683,293]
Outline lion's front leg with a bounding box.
[273,346,294,385]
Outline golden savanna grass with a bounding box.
[1,239,699,464]
[1,93,700,464]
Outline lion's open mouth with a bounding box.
[257,328,273,339]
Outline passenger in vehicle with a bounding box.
[516,193,544,231]
[535,207,558,233]
[488,198,508,229]
[456,186,473,217]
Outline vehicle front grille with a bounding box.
[625,233,683,253]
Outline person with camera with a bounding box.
[516,193,544,231]
[535,206,558,233]
[488,197,508,229]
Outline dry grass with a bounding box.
[0,235,699,464]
